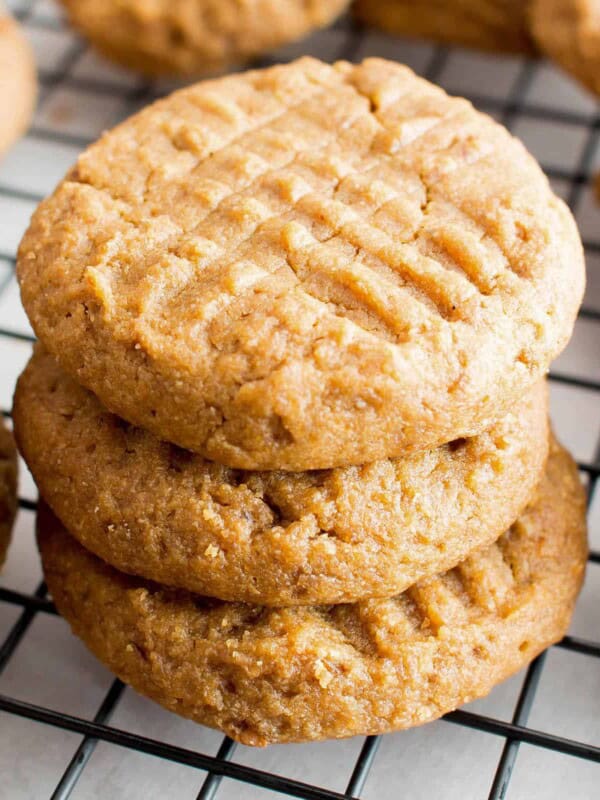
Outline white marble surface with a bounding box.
[0,2,599,798]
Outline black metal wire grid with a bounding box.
[0,2,599,798]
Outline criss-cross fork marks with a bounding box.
[70,60,534,360]
[319,531,523,660]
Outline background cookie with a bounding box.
[531,0,600,97]
[38,438,587,745]
[0,9,36,157]
[17,58,584,470]
[15,347,549,605]
[59,0,350,77]
[354,0,536,55]
[0,416,17,568]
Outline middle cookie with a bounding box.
[14,347,549,606]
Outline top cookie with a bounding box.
[18,57,584,470]
[0,416,17,568]
[59,0,350,77]
[354,0,536,55]
[531,0,600,97]
[0,11,36,157]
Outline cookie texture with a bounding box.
[0,11,36,156]
[0,416,17,569]
[59,0,350,77]
[531,0,600,96]
[354,0,536,54]
[18,58,584,470]
[15,347,549,605]
[39,438,587,745]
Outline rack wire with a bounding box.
[0,1,599,798]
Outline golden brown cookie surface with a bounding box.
[59,0,350,77]
[39,439,587,745]
[355,0,536,54]
[531,0,600,96]
[18,58,584,470]
[0,416,17,568]
[0,12,36,157]
[15,347,549,604]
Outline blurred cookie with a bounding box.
[354,0,536,54]
[531,0,600,96]
[15,347,549,605]
[0,416,17,568]
[18,58,584,469]
[0,10,36,156]
[38,438,587,745]
[59,0,350,77]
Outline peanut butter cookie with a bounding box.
[15,347,548,605]
[355,0,536,55]
[59,0,350,77]
[0,9,36,157]
[0,416,17,568]
[531,0,600,97]
[38,438,587,745]
[18,58,584,470]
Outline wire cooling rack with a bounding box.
[0,1,599,798]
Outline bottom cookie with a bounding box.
[0,417,17,568]
[38,439,587,746]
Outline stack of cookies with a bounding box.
[14,57,587,746]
